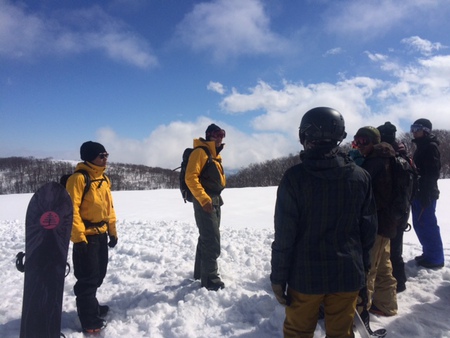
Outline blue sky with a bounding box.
[1,0,450,171]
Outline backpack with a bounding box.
[176,146,212,203]
[390,154,418,221]
[60,170,109,203]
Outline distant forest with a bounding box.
[0,158,179,194]
[227,130,450,187]
[1,129,449,194]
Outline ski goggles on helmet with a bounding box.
[410,124,431,133]
[353,136,370,147]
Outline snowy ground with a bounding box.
[1,182,450,338]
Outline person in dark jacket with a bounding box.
[271,107,377,338]
[410,118,444,269]
[185,124,227,291]
[353,126,398,317]
[377,122,412,293]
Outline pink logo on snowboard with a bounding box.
[40,211,60,229]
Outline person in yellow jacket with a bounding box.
[66,141,117,333]
[185,124,226,291]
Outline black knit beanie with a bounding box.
[80,141,106,162]
[377,122,397,144]
[413,118,432,132]
[205,124,222,140]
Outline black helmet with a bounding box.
[299,107,347,144]
[377,121,397,144]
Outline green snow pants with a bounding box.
[193,198,221,287]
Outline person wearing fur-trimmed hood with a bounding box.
[353,126,398,317]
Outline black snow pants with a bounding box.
[73,232,108,326]
[390,213,409,290]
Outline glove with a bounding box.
[357,286,368,308]
[108,236,118,248]
[271,283,288,306]
[202,201,214,213]
[74,241,88,255]
[418,194,432,208]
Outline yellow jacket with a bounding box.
[66,162,117,243]
[185,139,226,206]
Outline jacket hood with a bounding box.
[412,133,440,146]
[364,141,395,160]
[75,161,107,178]
[301,147,355,180]
[193,138,223,157]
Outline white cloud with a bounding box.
[221,78,381,136]
[376,54,450,127]
[366,52,388,62]
[0,1,157,68]
[402,36,446,56]
[207,81,226,94]
[47,34,448,171]
[175,0,289,62]
[218,50,450,143]
[0,0,47,58]
[323,47,344,57]
[324,0,446,39]
[95,118,292,172]
[97,48,450,170]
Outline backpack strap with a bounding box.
[94,174,109,189]
[74,170,91,203]
[194,146,213,174]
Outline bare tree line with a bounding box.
[1,129,448,194]
[0,157,178,195]
[227,129,450,188]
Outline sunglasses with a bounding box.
[98,153,109,159]
[211,129,226,139]
[353,136,370,147]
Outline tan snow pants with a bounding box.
[284,288,358,338]
[366,234,398,316]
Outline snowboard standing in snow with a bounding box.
[354,310,371,338]
[355,309,387,338]
[16,182,73,338]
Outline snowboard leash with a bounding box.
[15,252,25,272]
[65,262,71,277]
[15,251,72,277]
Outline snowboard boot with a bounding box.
[202,278,225,291]
[81,317,107,334]
[414,254,424,262]
[396,282,406,293]
[416,260,444,269]
[369,304,396,317]
[98,305,109,317]
[77,299,107,333]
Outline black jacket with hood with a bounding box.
[361,142,397,238]
[271,146,377,294]
[412,134,441,203]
